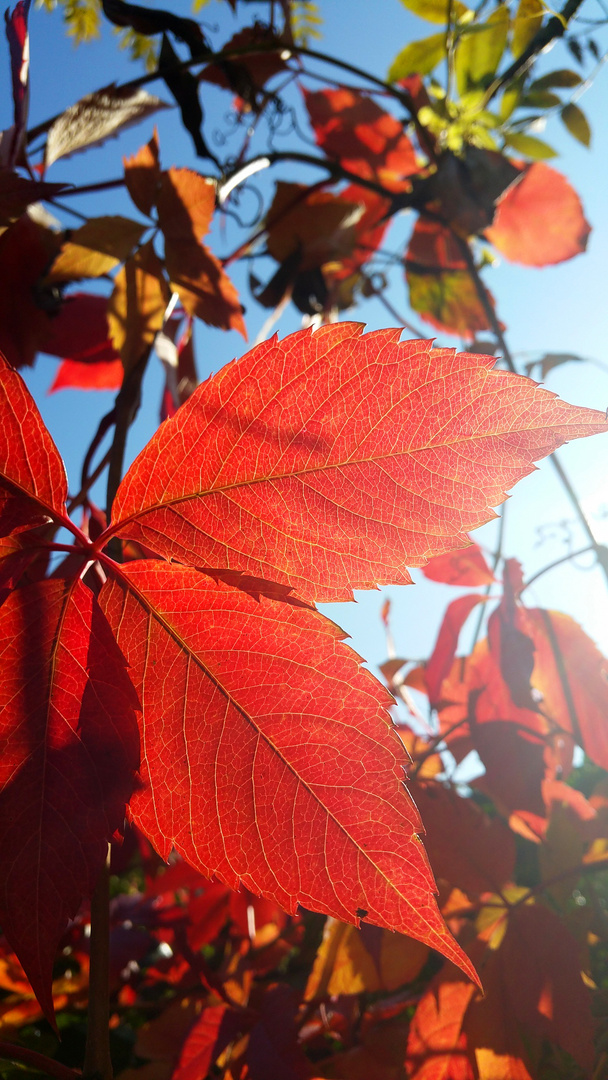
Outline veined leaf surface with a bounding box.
[110,324,608,603]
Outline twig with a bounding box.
[521,545,595,591]
[0,1042,81,1080]
[82,852,112,1080]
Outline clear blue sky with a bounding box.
[4,0,608,712]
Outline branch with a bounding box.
[522,545,596,591]
[83,849,112,1080]
[0,1042,81,1080]
[484,0,587,104]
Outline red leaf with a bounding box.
[49,358,123,393]
[99,561,478,982]
[109,324,608,603]
[422,542,495,586]
[172,1004,244,1080]
[411,780,516,898]
[303,87,417,192]
[0,578,139,1021]
[406,965,477,1079]
[39,292,119,366]
[407,218,467,272]
[425,594,485,707]
[0,353,68,534]
[0,216,60,369]
[485,162,591,266]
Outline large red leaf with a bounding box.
[109,324,608,603]
[485,162,591,266]
[99,561,478,981]
[303,87,418,192]
[0,578,139,1021]
[0,353,68,534]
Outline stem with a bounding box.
[360,272,427,338]
[470,506,505,650]
[522,545,595,591]
[83,849,112,1080]
[0,1043,81,1080]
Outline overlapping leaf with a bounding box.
[0,578,139,1022]
[422,540,495,586]
[486,162,591,266]
[0,353,68,533]
[109,324,608,603]
[303,86,418,191]
[99,561,475,978]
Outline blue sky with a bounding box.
[3,0,608,705]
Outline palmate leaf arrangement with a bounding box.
[1,318,607,1022]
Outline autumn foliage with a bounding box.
[0,2,608,1080]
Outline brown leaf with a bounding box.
[124,129,161,217]
[44,83,170,168]
[158,168,245,335]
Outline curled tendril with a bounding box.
[220,182,265,229]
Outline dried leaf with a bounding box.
[124,128,161,216]
[44,83,170,168]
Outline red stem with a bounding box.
[0,1042,81,1080]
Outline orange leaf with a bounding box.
[304,917,428,999]
[304,87,418,192]
[486,162,591,266]
[110,324,608,603]
[157,168,246,336]
[124,128,161,217]
[107,240,170,374]
[49,357,123,393]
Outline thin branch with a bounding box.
[521,545,595,591]
[483,0,587,105]
[359,272,427,338]
[0,1043,81,1080]
[83,849,112,1080]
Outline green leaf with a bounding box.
[499,77,523,121]
[561,102,591,147]
[455,4,509,94]
[504,131,557,159]
[398,0,470,23]
[521,89,562,108]
[531,68,582,90]
[388,33,447,81]
[511,0,544,59]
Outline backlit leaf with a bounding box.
[44,83,170,168]
[108,239,170,374]
[511,0,544,59]
[49,357,123,393]
[561,102,591,147]
[398,0,470,24]
[48,216,146,281]
[455,5,509,93]
[157,168,245,336]
[422,542,495,586]
[100,562,477,980]
[531,68,582,90]
[110,324,608,603]
[303,87,418,191]
[124,128,161,217]
[388,33,447,81]
[0,352,67,533]
[0,172,68,227]
[40,292,120,368]
[425,593,485,706]
[0,578,139,1022]
[406,265,495,338]
[504,132,557,159]
[305,917,429,998]
[486,162,591,265]
[406,965,477,1079]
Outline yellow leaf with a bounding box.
[48,216,145,281]
[305,917,428,999]
[108,240,169,374]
